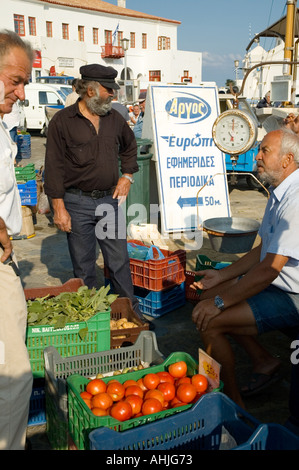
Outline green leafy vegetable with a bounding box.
[27,285,118,332]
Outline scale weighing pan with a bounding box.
[202,217,260,254]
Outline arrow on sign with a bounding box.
[177,196,203,208]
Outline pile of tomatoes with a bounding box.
[79,360,209,422]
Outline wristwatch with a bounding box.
[122,174,134,184]
[214,295,225,311]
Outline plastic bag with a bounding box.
[127,242,149,260]
[145,245,165,260]
[38,191,50,214]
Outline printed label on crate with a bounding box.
[198,348,221,392]
[30,323,82,334]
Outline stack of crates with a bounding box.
[105,239,186,319]
[15,163,37,206]
[43,331,165,450]
[16,132,31,160]
[66,351,224,450]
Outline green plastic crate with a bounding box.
[15,163,36,182]
[196,254,232,271]
[44,331,164,450]
[26,310,110,378]
[194,255,232,295]
[25,279,111,378]
[67,351,223,450]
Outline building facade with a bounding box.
[4,0,202,101]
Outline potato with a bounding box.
[122,321,138,329]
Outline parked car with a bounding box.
[22,83,66,133]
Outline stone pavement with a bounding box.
[21,134,294,450]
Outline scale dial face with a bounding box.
[212,109,257,156]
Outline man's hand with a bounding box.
[51,198,72,232]
[191,269,224,291]
[0,217,13,262]
[113,176,132,206]
[192,298,222,332]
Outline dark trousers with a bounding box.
[64,191,143,319]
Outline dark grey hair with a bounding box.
[0,29,34,69]
[75,79,98,98]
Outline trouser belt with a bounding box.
[66,187,114,199]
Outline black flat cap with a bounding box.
[80,64,120,90]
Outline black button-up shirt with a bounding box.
[44,100,138,198]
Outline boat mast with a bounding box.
[284,0,297,101]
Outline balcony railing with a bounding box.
[101,44,124,59]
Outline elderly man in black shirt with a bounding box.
[44,64,146,321]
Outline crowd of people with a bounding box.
[1,28,299,450]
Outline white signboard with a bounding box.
[143,84,231,234]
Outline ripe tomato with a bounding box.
[168,361,187,379]
[191,374,208,393]
[145,389,165,407]
[92,407,109,416]
[91,392,113,410]
[143,373,160,390]
[110,401,132,422]
[176,383,197,403]
[107,381,125,402]
[137,378,148,391]
[82,398,92,409]
[124,385,144,399]
[80,391,92,400]
[157,382,176,402]
[142,398,163,415]
[125,395,143,415]
[175,376,191,386]
[170,396,187,408]
[123,379,138,389]
[86,378,106,396]
[156,371,175,384]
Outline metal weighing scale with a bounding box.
[196,107,268,254]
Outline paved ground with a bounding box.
[21,134,295,450]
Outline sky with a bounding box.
[107,0,288,87]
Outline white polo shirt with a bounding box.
[0,118,22,235]
[259,169,299,293]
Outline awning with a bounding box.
[246,8,299,51]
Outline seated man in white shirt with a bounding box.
[192,128,299,409]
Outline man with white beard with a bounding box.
[44,64,147,323]
[191,128,299,409]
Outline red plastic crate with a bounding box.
[24,278,84,300]
[185,271,201,303]
[105,240,186,291]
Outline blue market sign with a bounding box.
[165,92,211,124]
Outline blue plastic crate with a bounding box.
[28,384,46,427]
[134,283,186,318]
[17,133,31,159]
[235,423,299,450]
[18,180,38,205]
[88,392,260,451]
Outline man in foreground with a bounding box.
[192,128,299,408]
[0,29,33,450]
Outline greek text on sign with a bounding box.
[143,84,230,234]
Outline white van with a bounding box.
[22,83,66,132]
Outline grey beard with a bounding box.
[86,96,112,116]
[257,167,280,186]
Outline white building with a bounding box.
[3,0,202,101]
